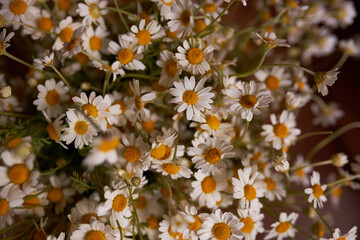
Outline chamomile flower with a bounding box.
[197,209,243,240]
[73,196,101,224]
[290,155,312,186]
[48,174,76,214]
[190,169,227,208]
[224,80,272,121]
[0,186,25,230]
[254,32,290,49]
[33,78,69,118]
[201,0,224,24]
[232,166,266,211]
[339,39,360,56]
[255,67,292,92]
[188,137,234,174]
[156,50,182,86]
[265,212,298,240]
[311,102,344,128]
[181,205,207,240]
[237,209,264,240]
[170,76,214,120]
[167,0,195,38]
[263,170,286,201]
[76,0,108,26]
[314,69,339,96]
[261,110,301,150]
[305,171,327,209]
[16,185,48,217]
[70,219,116,240]
[0,28,15,54]
[61,109,98,149]
[152,161,192,179]
[285,91,309,111]
[129,79,157,121]
[272,155,290,173]
[34,50,55,70]
[60,25,87,64]
[151,0,175,17]
[23,9,53,40]
[43,111,67,149]
[53,16,81,51]
[159,213,188,240]
[320,226,357,240]
[82,25,109,59]
[176,38,214,75]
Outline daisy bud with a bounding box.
[81,82,91,91]
[0,15,5,27]
[0,85,12,99]
[273,155,290,173]
[331,153,348,167]
[27,78,38,88]
[15,143,31,157]
[131,177,141,187]
[56,158,66,166]
[117,168,128,179]
[314,69,339,96]
[175,157,191,168]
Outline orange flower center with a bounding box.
[265,75,280,90]
[273,123,288,138]
[203,4,217,13]
[46,123,59,140]
[151,143,166,160]
[59,27,74,43]
[38,17,53,31]
[187,48,204,64]
[276,222,291,233]
[45,90,60,106]
[82,213,98,224]
[112,194,127,212]
[118,49,134,65]
[188,215,201,231]
[88,3,100,19]
[89,36,102,51]
[123,146,141,162]
[312,184,324,198]
[58,0,71,11]
[82,104,98,118]
[74,121,89,135]
[8,164,29,184]
[98,137,120,152]
[180,10,192,26]
[147,215,159,229]
[134,195,147,209]
[0,199,9,216]
[85,230,105,240]
[239,95,257,108]
[48,188,64,203]
[212,222,231,240]
[142,120,155,132]
[201,176,216,193]
[183,90,198,105]
[10,0,27,15]
[136,30,151,46]
[204,148,222,164]
[241,217,254,234]
[23,195,40,209]
[193,19,206,33]
[244,184,257,201]
[163,163,180,175]
[164,59,178,77]
[264,178,276,191]
[134,95,143,110]
[206,115,221,130]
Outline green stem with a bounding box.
[326,173,360,187]
[333,53,349,70]
[113,0,130,32]
[50,64,76,94]
[211,66,223,102]
[8,20,57,35]
[122,74,158,80]
[306,122,360,161]
[295,131,333,142]
[0,112,30,118]
[290,223,316,240]
[239,121,249,141]
[195,0,236,38]
[231,49,269,78]
[105,7,139,20]
[311,205,333,234]
[41,161,70,176]
[103,71,111,96]
[194,0,206,16]
[0,220,32,234]
[80,50,109,69]
[23,186,50,201]
[261,63,315,75]
[290,160,332,173]
[129,186,144,240]
[263,8,287,27]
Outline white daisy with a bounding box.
[129,79,157,121]
[263,169,286,201]
[265,212,298,240]
[43,111,68,149]
[156,50,182,86]
[272,155,290,173]
[201,0,224,24]
[53,16,81,51]
[82,25,109,60]
[33,78,69,118]
[311,102,344,128]
[48,174,76,215]
[170,76,214,120]
[70,219,116,240]
[261,110,301,150]
[16,185,49,217]
[237,209,264,240]
[255,67,292,92]
[224,80,272,121]
[290,155,312,186]
[151,0,175,17]
[197,209,243,240]
[305,171,327,209]
[76,0,108,26]
[22,9,54,40]
[34,50,55,70]
[152,161,192,179]
[254,32,290,48]
[0,28,15,54]
[61,108,98,149]
[176,38,214,75]
[285,91,310,111]
[331,152,348,167]
[159,213,188,240]
[60,25,87,64]
[314,69,339,96]
[339,39,360,56]
[166,0,195,38]
[72,196,101,224]
[320,226,357,240]
[181,205,207,240]
[0,186,25,230]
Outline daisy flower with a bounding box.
[107,35,145,71]
[272,155,290,173]
[197,209,243,240]
[190,169,227,208]
[167,0,195,38]
[232,166,266,211]
[285,91,310,111]
[47,174,76,215]
[331,152,348,167]
[320,226,357,240]
[0,186,25,230]
[224,80,272,121]
[2,135,32,157]
[60,25,87,64]
[181,205,207,240]
[265,212,298,240]
[255,67,292,92]
[176,38,214,75]
[314,69,339,96]
[53,16,81,51]
[34,50,55,70]
[290,155,312,186]
[47,232,65,240]
[61,109,98,149]
[23,9,53,40]
[305,171,327,209]
[152,161,192,179]
[339,39,360,56]
[0,0,40,31]
[129,79,157,121]
[82,25,109,60]
[263,170,286,201]
[188,136,235,174]
[159,213,188,240]
[76,0,108,26]
[151,0,175,17]
[16,185,49,217]
[311,102,344,128]
[254,32,290,49]
[43,111,67,149]
[156,50,182,86]
[237,209,265,240]
[201,0,224,24]
[261,110,301,150]
[70,219,116,240]
[170,76,214,120]
[0,28,15,55]
[73,196,101,224]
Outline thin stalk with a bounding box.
[0,220,32,234]
[290,160,332,173]
[261,63,315,75]
[23,186,50,201]
[295,131,333,142]
[0,112,30,118]
[113,0,130,32]
[105,7,139,19]
[122,74,158,80]
[239,121,249,141]
[333,53,349,70]
[80,50,108,69]
[290,223,316,240]
[103,71,111,96]
[41,161,70,176]
[129,186,144,240]
[231,49,269,77]
[264,8,287,27]
[50,64,76,94]
[194,0,206,16]
[211,66,223,102]
[7,20,57,35]
[311,206,333,234]
[326,173,360,187]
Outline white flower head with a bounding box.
[314,69,339,96]
[304,171,327,209]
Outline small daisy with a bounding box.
[82,25,109,60]
[16,185,49,217]
[261,110,301,150]
[290,155,312,186]
[159,213,188,240]
[43,111,68,149]
[201,0,224,24]
[156,50,182,86]
[320,226,357,240]
[47,174,76,215]
[232,166,266,211]
[60,25,87,64]
[197,209,243,240]
[272,155,290,173]
[70,219,116,240]
[167,0,194,38]
[339,39,360,56]
[224,80,272,121]
[188,136,235,174]
[23,9,54,40]
[237,209,265,240]
[331,152,349,167]
[34,50,55,70]
[314,69,339,96]
[254,32,290,49]
[152,161,192,179]
[61,109,98,149]
[0,28,15,54]
[285,91,309,111]
[263,170,286,201]
[190,169,227,208]
[311,102,344,128]
[305,171,327,209]
[265,212,298,240]
[255,67,292,92]
[0,186,25,230]
[76,0,108,26]
[181,205,207,240]
[129,79,157,121]
[53,16,81,51]
[176,38,214,75]
[151,0,175,17]
[169,76,215,120]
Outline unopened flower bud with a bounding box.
[273,155,289,173]
[331,153,348,167]
[0,86,12,99]
[81,82,91,91]
[27,78,38,88]
[175,157,191,168]
[16,144,31,157]
[56,158,66,166]
[131,177,141,187]
[117,168,128,179]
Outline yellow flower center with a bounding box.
[98,137,120,152]
[123,146,141,162]
[187,48,204,64]
[203,4,217,13]
[264,178,276,191]
[251,152,262,162]
[164,59,178,77]
[10,0,27,15]
[66,37,78,51]
[161,0,174,6]
[161,146,172,160]
[85,230,105,240]
[38,17,53,31]
[337,237,346,240]
[89,36,102,51]
[45,90,60,106]
[295,168,304,178]
[8,164,29,184]
[59,27,74,43]
[88,3,100,20]
[134,95,143,110]
[118,49,134,65]
[48,188,64,203]
[276,222,291,233]
[332,187,342,197]
[0,199,9,216]
[6,136,21,149]
[212,222,231,240]
[180,10,192,27]
[112,194,127,212]
[147,215,159,229]
[183,90,198,105]
[82,213,98,224]
[23,195,40,209]
[244,184,257,201]
[151,143,166,160]
[188,215,201,231]
[273,123,288,138]
[134,195,147,209]
[265,75,280,90]
[58,0,71,11]
[241,217,254,234]
[204,148,222,164]
[193,19,206,33]
[166,29,178,39]
[136,30,151,46]
[163,163,180,175]
[82,104,98,118]
[206,115,221,130]
[297,81,305,90]
[142,120,155,132]
[201,176,216,193]
[312,184,324,198]
[239,94,257,109]
[72,121,89,136]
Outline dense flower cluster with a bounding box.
[0,0,359,239]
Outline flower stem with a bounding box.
[311,205,333,234]
[103,71,111,96]
[239,121,249,141]
[0,112,30,118]
[105,7,139,20]
[333,53,349,70]
[194,0,206,16]
[80,50,108,69]
[231,49,270,77]
[50,64,76,94]
[128,186,144,240]
[8,20,57,35]
[326,174,360,187]
[113,0,130,32]
[290,160,332,173]
[295,131,333,142]
[122,73,158,80]
[261,63,315,75]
